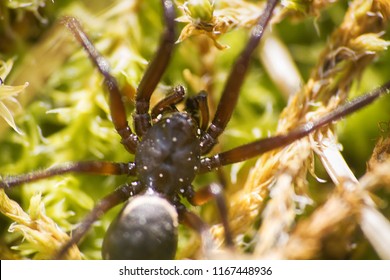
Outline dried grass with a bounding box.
[210,0,390,259]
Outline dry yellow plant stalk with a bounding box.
[210,0,390,259]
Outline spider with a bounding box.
[1,0,390,260]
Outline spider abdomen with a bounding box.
[135,112,201,195]
[102,195,178,260]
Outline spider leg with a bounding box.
[55,181,143,259]
[63,17,139,154]
[179,209,218,256]
[133,0,176,137]
[151,85,185,119]
[186,183,233,247]
[200,0,279,154]
[0,161,136,190]
[186,91,210,132]
[200,81,390,172]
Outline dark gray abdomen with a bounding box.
[102,195,178,260]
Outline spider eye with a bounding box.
[102,195,178,260]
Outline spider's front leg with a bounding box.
[63,17,139,154]
[133,0,176,137]
[200,0,279,154]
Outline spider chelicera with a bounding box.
[1,0,390,259]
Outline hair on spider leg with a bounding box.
[1,0,390,260]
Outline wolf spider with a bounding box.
[1,0,389,259]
